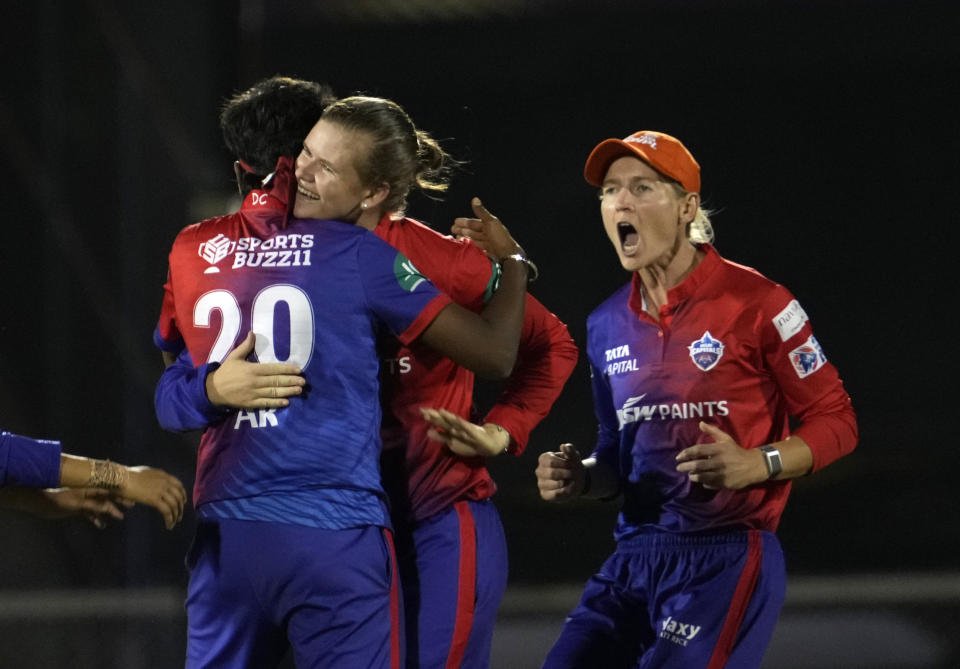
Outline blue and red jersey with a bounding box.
[586,245,856,539]
[373,214,578,523]
[154,159,451,530]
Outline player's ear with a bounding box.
[679,191,699,226]
[365,183,390,210]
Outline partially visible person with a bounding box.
[511,130,858,669]
[299,96,579,669]
[0,429,186,529]
[153,82,533,668]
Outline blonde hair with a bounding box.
[667,181,714,244]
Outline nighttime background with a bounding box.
[1,1,958,667]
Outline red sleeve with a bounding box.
[396,293,454,345]
[760,287,858,472]
[154,262,184,353]
[483,294,579,454]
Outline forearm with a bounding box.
[155,360,227,432]
[420,259,528,379]
[59,454,126,490]
[471,257,529,371]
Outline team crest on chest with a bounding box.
[688,331,724,371]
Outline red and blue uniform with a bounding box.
[543,245,856,669]
[374,214,578,669]
[155,212,578,669]
[154,158,450,669]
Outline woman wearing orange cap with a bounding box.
[516,130,858,668]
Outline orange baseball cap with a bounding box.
[583,130,700,193]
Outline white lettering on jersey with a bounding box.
[604,345,637,376]
[200,233,315,272]
[384,356,412,375]
[604,345,631,362]
[617,396,729,430]
[773,299,809,342]
[233,409,279,429]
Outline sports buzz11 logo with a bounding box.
[393,253,428,292]
[688,331,724,371]
[198,234,236,274]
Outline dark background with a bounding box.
[1,0,957,658]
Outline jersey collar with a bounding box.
[628,243,722,319]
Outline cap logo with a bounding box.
[625,133,658,150]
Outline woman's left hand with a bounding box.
[419,407,510,457]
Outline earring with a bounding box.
[361,202,368,209]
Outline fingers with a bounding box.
[470,197,496,222]
[675,442,721,462]
[698,421,730,440]
[420,407,469,432]
[226,331,257,361]
[559,443,580,461]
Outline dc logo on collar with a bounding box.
[688,331,724,371]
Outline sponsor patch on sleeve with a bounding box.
[789,334,827,378]
[393,252,428,292]
[773,299,809,342]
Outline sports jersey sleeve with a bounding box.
[483,294,579,454]
[588,356,622,470]
[154,349,230,433]
[356,234,452,345]
[759,287,858,472]
[154,262,186,355]
[1,431,62,488]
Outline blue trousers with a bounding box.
[542,530,786,669]
[185,518,403,669]
[397,499,508,669]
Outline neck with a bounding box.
[636,241,702,318]
[356,209,383,231]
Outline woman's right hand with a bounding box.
[451,197,525,261]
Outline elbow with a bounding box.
[476,349,517,380]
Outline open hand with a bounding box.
[419,407,510,457]
[121,467,188,530]
[207,332,306,408]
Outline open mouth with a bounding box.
[617,222,639,254]
[297,185,320,200]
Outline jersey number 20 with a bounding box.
[193,285,315,367]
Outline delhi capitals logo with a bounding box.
[789,334,827,378]
[198,234,236,274]
[688,331,724,372]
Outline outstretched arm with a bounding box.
[58,455,186,529]
[417,198,530,379]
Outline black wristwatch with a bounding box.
[759,446,783,479]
